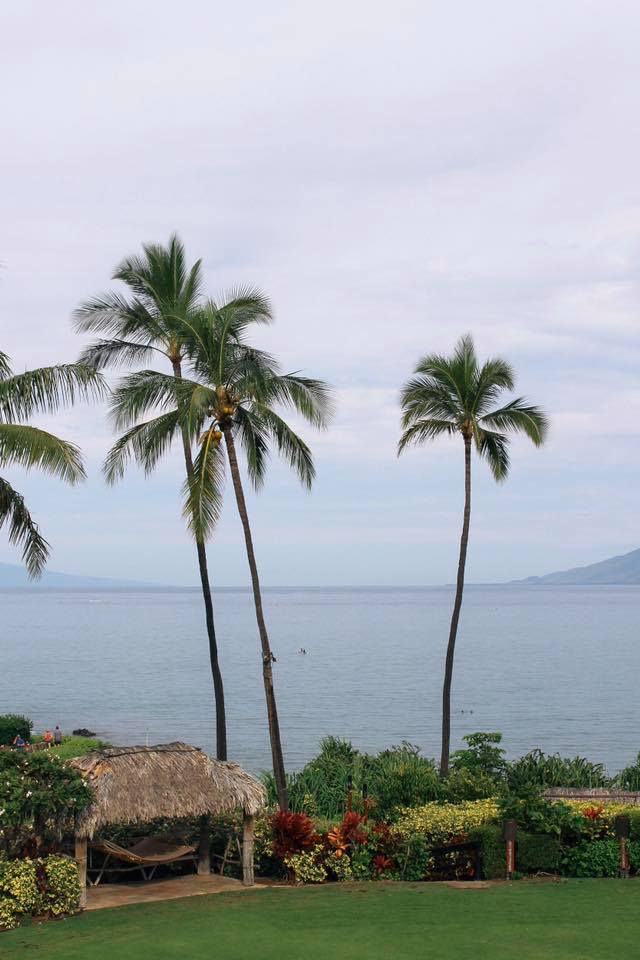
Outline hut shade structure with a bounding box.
[70,742,266,904]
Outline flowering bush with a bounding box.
[284,845,327,884]
[0,752,93,857]
[325,850,354,881]
[0,855,80,930]
[42,856,82,916]
[395,799,499,844]
[560,800,635,837]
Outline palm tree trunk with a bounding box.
[440,436,472,778]
[222,425,289,810]
[172,360,227,761]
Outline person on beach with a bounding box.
[43,729,54,748]
[54,726,63,746]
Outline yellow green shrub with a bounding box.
[395,799,499,843]
[0,855,80,930]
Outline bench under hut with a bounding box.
[70,742,266,907]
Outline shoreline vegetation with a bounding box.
[4,719,640,932]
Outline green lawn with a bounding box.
[31,735,109,758]
[2,880,638,959]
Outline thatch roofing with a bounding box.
[70,742,266,839]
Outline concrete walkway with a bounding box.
[86,874,256,911]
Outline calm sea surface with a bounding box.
[1,585,638,774]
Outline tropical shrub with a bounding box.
[443,767,504,802]
[0,855,80,929]
[451,732,506,781]
[507,750,610,792]
[0,751,93,857]
[325,849,354,881]
[499,791,584,839]
[284,844,328,884]
[395,799,499,844]
[366,744,441,819]
[264,738,441,820]
[271,811,319,860]
[327,812,367,856]
[561,839,620,878]
[0,715,32,747]
[263,737,359,817]
[617,752,640,790]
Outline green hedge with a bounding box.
[472,825,562,878]
[561,840,619,878]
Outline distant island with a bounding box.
[514,547,640,585]
[0,562,162,590]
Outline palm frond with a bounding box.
[472,357,515,416]
[114,234,202,318]
[103,411,181,484]
[108,370,185,429]
[260,373,334,429]
[0,477,49,578]
[253,405,316,489]
[0,364,106,422]
[398,419,458,455]
[399,375,460,429]
[0,351,12,380]
[234,406,270,489]
[78,339,162,371]
[476,429,510,481]
[0,424,85,484]
[182,429,226,540]
[73,291,148,335]
[480,398,548,445]
[208,287,273,326]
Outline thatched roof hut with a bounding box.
[70,742,266,900]
[71,742,265,838]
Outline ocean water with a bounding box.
[1,585,638,774]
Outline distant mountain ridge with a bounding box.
[515,547,640,585]
[0,562,160,590]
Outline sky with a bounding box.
[1,1,640,586]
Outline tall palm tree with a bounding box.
[73,236,229,759]
[0,352,104,575]
[106,299,333,809]
[398,334,547,777]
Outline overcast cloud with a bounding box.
[1,1,639,585]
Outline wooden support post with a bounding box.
[504,819,517,880]
[242,813,255,886]
[75,837,88,910]
[615,815,631,878]
[198,814,211,876]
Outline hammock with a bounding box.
[88,838,198,884]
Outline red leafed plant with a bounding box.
[327,812,368,857]
[373,854,395,874]
[582,805,605,821]
[271,811,319,859]
[340,812,368,844]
